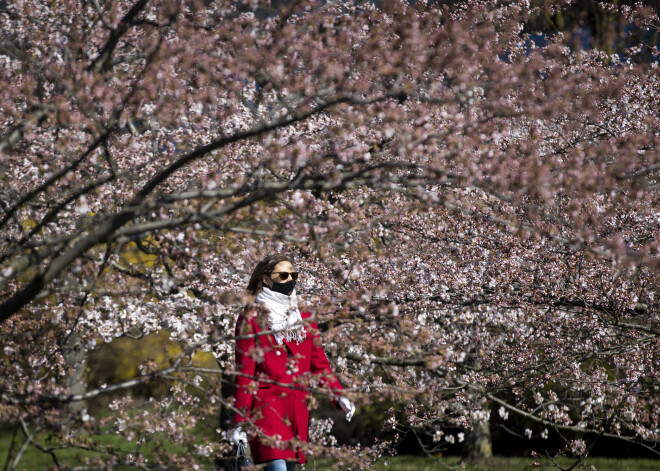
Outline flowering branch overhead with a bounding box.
[1,0,658,469]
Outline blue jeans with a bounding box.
[263,459,296,471]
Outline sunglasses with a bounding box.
[268,271,299,282]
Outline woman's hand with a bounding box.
[338,397,356,421]
[231,426,248,445]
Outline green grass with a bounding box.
[368,456,660,471]
[2,431,124,470]
[0,427,215,471]
[2,428,658,470]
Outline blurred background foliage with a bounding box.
[85,331,220,414]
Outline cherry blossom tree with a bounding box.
[1,0,658,469]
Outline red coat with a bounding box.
[233,308,344,464]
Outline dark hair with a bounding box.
[246,254,292,295]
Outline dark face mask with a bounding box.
[268,279,296,296]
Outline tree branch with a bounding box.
[87,0,150,73]
[488,395,660,457]
[0,91,404,322]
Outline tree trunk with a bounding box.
[64,334,86,414]
[464,419,493,460]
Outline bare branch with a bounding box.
[87,0,150,73]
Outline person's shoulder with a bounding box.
[238,301,270,327]
[237,302,258,323]
[301,312,319,333]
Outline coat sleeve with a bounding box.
[308,319,344,409]
[233,312,257,424]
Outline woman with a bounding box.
[230,254,355,471]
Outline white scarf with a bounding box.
[255,286,306,345]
